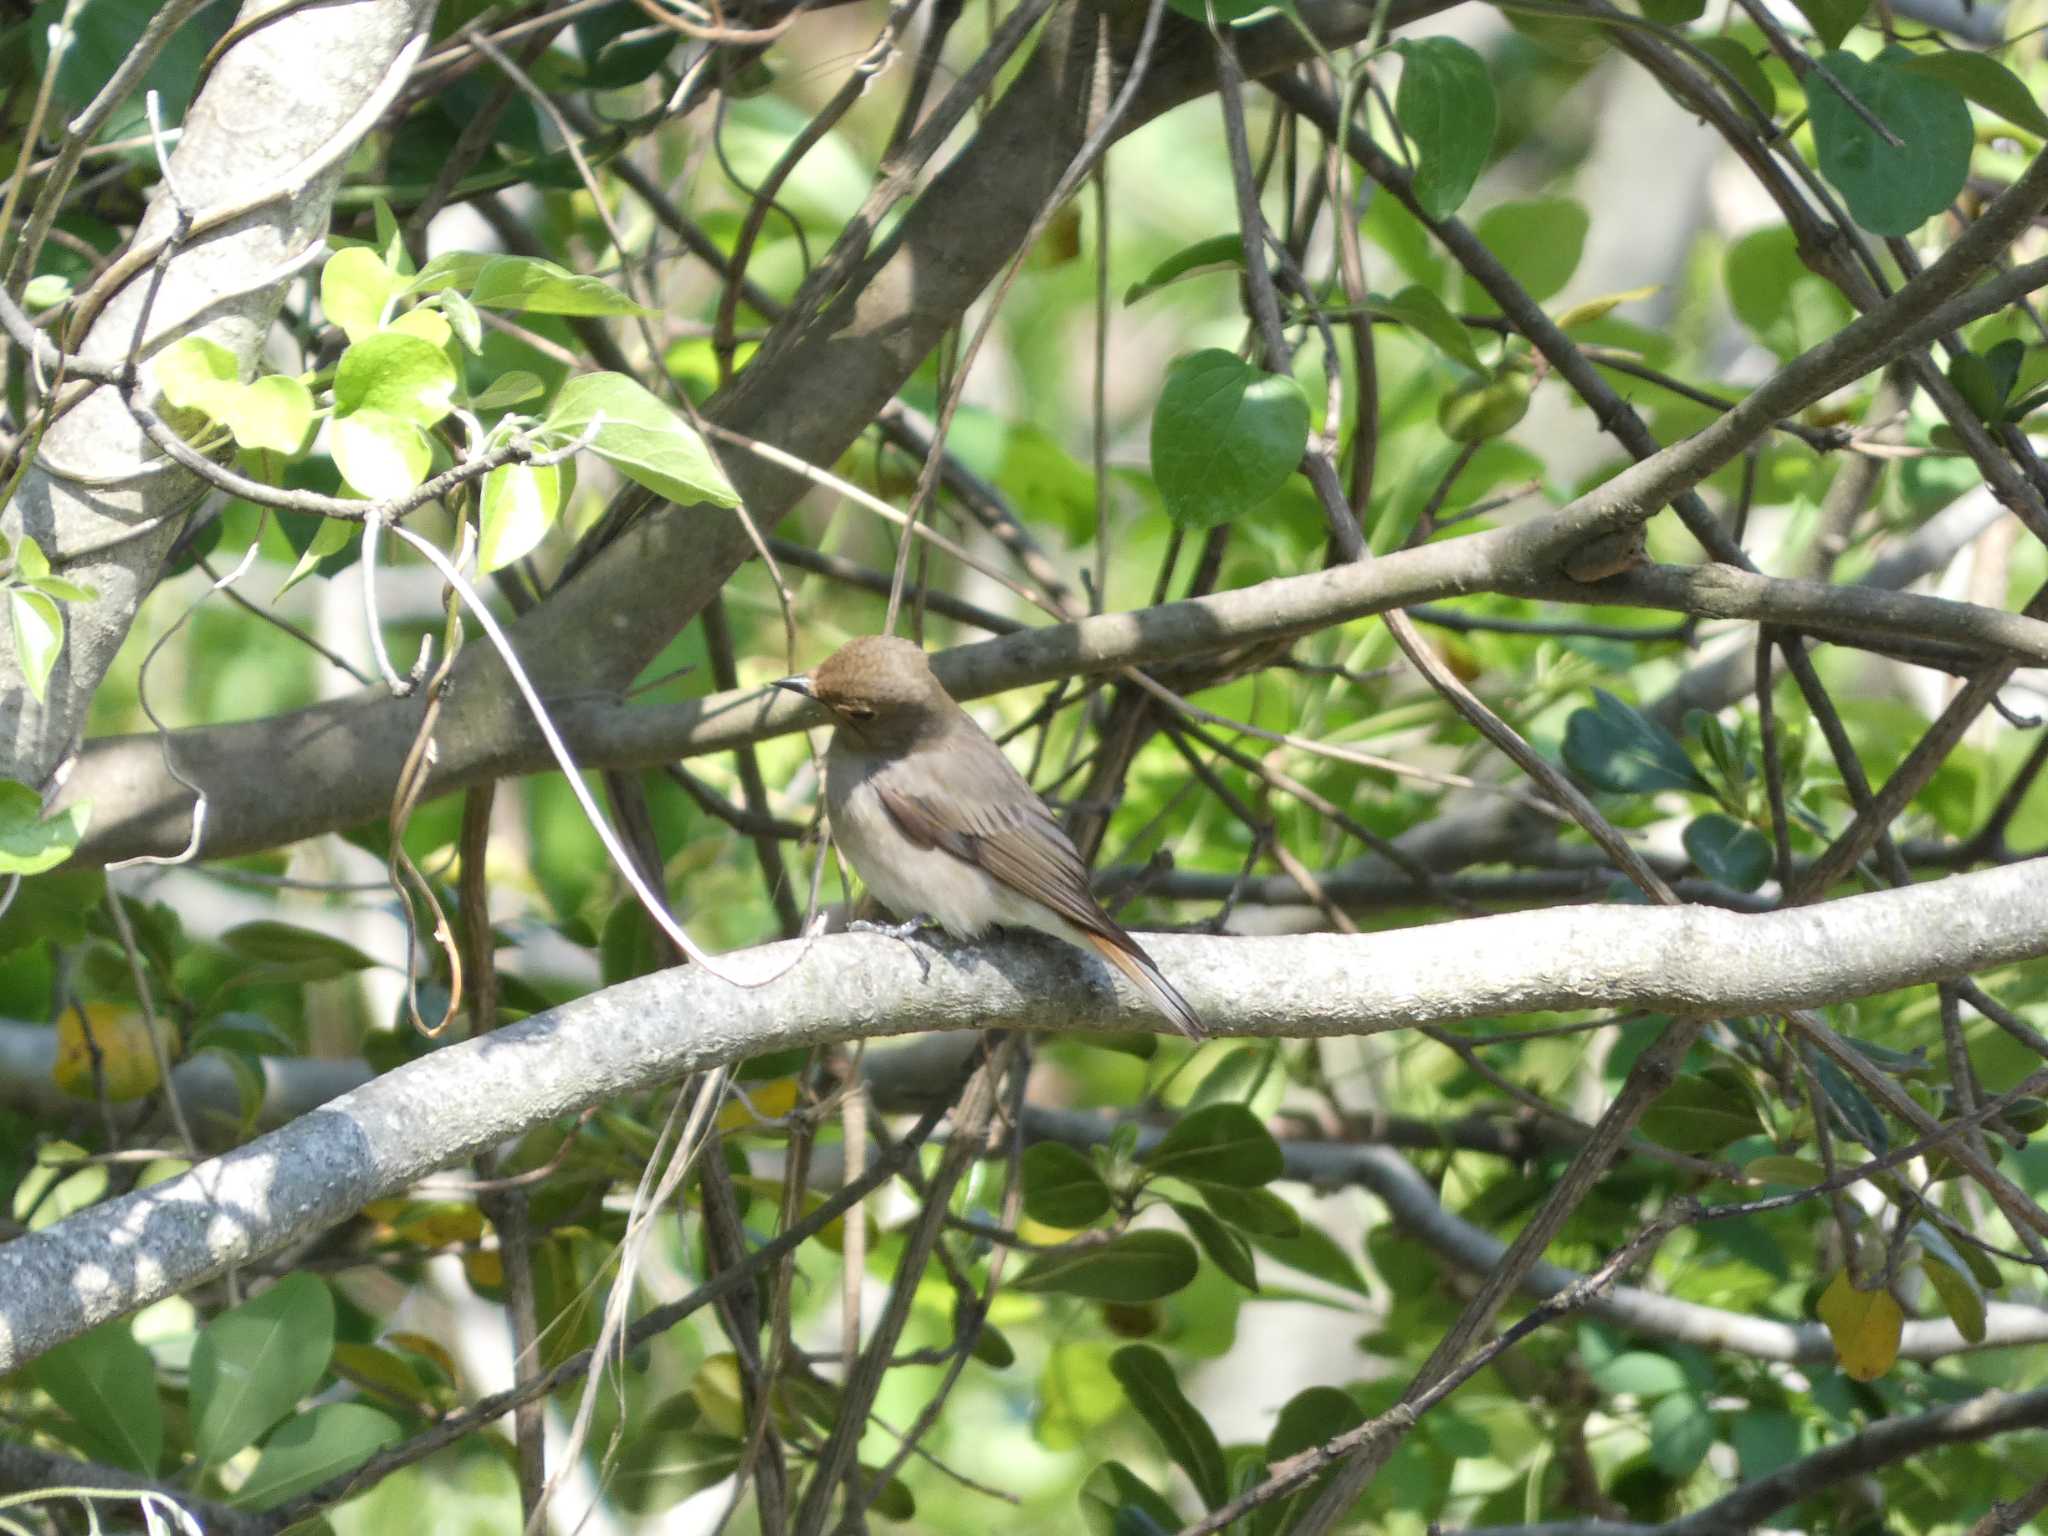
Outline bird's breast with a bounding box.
[825,750,1074,941]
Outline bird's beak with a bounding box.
[770,674,815,699]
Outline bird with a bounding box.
[772,636,1204,1039]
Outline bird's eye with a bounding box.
[843,704,876,721]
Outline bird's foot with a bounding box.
[850,914,937,981]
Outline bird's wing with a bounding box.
[870,775,1114,940]
[872,758,1207,1040]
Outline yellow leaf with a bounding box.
[717,1076,800,1133]
[52,1003,175,1101]
[691,1353,748,1436]
[1818,1269,1903,1381]
[1554,283,1662,331]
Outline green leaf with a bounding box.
[405,250,493,297]
[331,409,431,500]
[1012,1231,1200,1302]
[546,372,741,508]
[0,782,87,876]
[277,515,355,598]
[1808,49,1973,237]
[1373,284,1485,373]
[232,1402,400,1509]
[468,254,650,316]
[1790,0,1864,47]
[1139,1103,1283,1187]
[1641,1068,1759,1154]
[1253,1386,1367,1536]
[1244,1221,1370,1295]
[1693,36,1776,121]
[1726,225,1856,360]
[321,246,403,345]
[1896,49,2048,137]
[1164,0,1280,21]
[1191,1181,1301,1238]
[438,288,483,353]
[34,1321,162,1474]
[1915,1221,1986,1343]
[225,374,314,455]
[1638,0,1705,23]
[334,332,457,428]
[1460,198,1588,310]
[1563,689,1711,795]
[478,460,563,573]
[14,535,47,582]
[1804,1045,1889,1154]
[1080,1461,1183,1536]
[1149,349,1310,531]
[1122,234,1246,305]
[1022,1143,1116,1228]
[1170,1201,1258,1290]
[371,196,410,275]
[24,273,71,310]
[1591,1349,1689,1399]
[190,1273,336,1464]
[1393,38,1497,219]
[155,335,240,417]
[1683,813,1772,891]
[222,921,380,976]
[10,588,63,704]
[1649,1391,1715,1478]
[472,370,547,411]
[1110,1345,1229,1510]
[858,1462,917,1521]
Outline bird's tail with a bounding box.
[1081,931,1205,1040]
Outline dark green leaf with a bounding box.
[1170,1201,1258,1290]
[233,1403,400,1509]
[1013,1231,1200,1302]
[1563,690,1711,795]
[1592,1349,1689,1399]
[1191,1181,1301,1238]
[1896,47,2048,136]
[1140,1103,1283,1187]
[1649,1391,1715,1478]
[1244,1221,1370,1295]
[1790,0,1864,49]
[1915,1222,1986,1343]
[222,921,380,976]
[34,1322,162,1473]
[1393,38,1497,219]
[1110,1345,1229,1510]
[1080,1461,1183,1536]
[1683,813,1772,891]
[1023,1143,1116,1228]
[1251,1384,1367,1536]
[1149,349,1310,531]
[1694,36,1775,121]
[190,1273,336,1464]
[1640,1069,1759,1154]
[858,1463,918,1521]
[1808,49,1973,237]
[1804,1046,1889,1154]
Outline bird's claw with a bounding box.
[850,913,936,982]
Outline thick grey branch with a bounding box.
[0,0,435,785]
[0,855,2043,1374]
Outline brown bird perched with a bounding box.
[773,636,1203,1039]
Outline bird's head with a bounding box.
[772,635,957,750]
